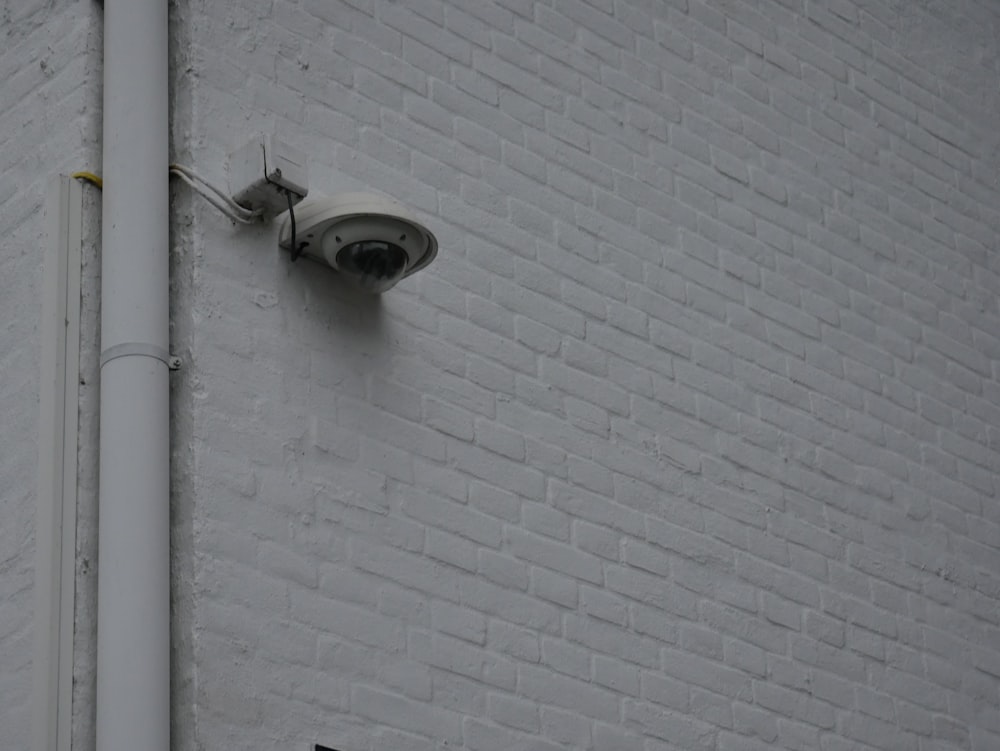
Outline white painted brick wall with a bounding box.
[26,0,1000,749]
[0,3,100,748]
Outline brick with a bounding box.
[661,646,753,701]
[431,599,487,645]
[510,527,604,584]
[519,663,619,723]
[257,541,318,588]
[753,681,836,729]
[291,588,405,653]
[569,520,618,561]
[620,539,671,578]
[488,692,539,733]
[737,553,820,608]
[640,671,689,712]
[430,631,517,689]
[539,706,592,747]
[701,601,788,653]
[449,441,546,500]
[623,699,718,747]
[581,585,628,625]
[540,635,591,678]
[352,685,463,743]
[725,638,767,678]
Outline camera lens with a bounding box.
[335,241,409,293]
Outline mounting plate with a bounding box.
[228,134,308,215]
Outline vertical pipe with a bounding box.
[96,1,170,750]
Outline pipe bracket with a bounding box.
[100,342,172,369]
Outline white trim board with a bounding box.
[33,175,83,751]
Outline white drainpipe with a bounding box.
[96,1,170,750]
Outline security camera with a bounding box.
[278,192,438,293]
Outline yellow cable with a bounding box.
[71,171,103,189]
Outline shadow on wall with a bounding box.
[282,251,390,356]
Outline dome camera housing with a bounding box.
[278,193,438,293]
